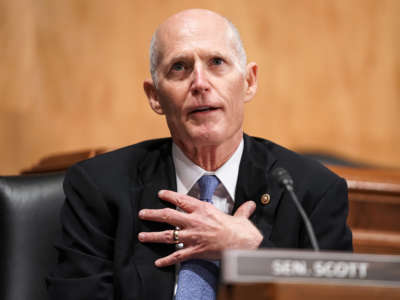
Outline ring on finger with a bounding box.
[173,229,180,243]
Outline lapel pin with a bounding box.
[260,193,271,205]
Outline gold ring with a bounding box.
[173,229,179,243]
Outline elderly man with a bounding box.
[47,9,352,300]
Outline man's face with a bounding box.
[145,12,257,150]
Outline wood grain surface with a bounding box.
[1,0,399,174]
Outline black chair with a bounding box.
[0,172,65,300]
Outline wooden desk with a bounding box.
[218,282,400,300]
[327,165,400,254]
[219,249,400,300]
[20,148,107,174]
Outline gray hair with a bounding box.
[149,18,247,87]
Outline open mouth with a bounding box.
[190,106,218,114]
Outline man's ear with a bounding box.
[143,79,164,115]
[244,62,258,103]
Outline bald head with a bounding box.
[149,9,247,86]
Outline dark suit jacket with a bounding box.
[47,135,352,300]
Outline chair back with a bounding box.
[0,172,65,300]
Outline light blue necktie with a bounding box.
[175,175,220,300]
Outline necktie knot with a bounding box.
[198,175,220,203]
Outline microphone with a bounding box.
[272,167,320,251]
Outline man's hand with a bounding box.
[138,190,263,267]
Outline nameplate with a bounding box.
[221,249,400,287]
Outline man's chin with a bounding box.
[186,131,228,147]
[171,124,242,150]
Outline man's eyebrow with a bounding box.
[168,55,191,63]
[206,51,227,58]
[163,52,193,63]
[166,51,229,63]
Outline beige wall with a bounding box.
[1,0,399,175]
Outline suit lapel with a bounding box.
[233,135,284,241]
[132,140,177,299]
[137,139,177,210]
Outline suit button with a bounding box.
[260,193,271,205]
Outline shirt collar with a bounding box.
[172,139,244,201]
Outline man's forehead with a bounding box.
[162,33,233,53]
[156,11,234,59]
[158,9,229,33]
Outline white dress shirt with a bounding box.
[172,139,244,214]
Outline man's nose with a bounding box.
[190,63,210,96]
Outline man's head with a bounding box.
[149,11,247,87]
[144,9,258,154]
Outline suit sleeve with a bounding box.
[47,164,115,300]
[305,177,353,251]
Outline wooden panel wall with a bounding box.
[1,0,399,174]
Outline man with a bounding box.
[47,9,352,300]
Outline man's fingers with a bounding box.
[138,207,188,227]
[158,190,201,212]
[138,229,191,244]
[154,247,193,267]
[138,230,177,244]
[233,200,256,218]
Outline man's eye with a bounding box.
[211,57,224,65]
[171,62,185,71]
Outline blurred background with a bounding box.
[0,0,399,175]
